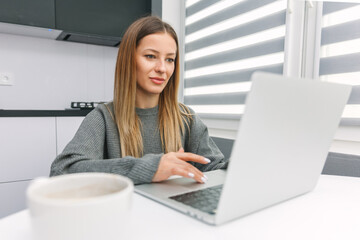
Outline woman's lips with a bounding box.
[150,77,165,85]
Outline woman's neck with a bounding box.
[135,92,159,109]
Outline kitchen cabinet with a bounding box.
[0,0,152,46]
[55,0,151,46]
[55,0,151,38]
[0,117,57,183]
[0,180,30,218]
[0,0,55,28]
[0,115,85,218]
[56,117,84,154]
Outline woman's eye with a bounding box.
[145,55,155,59]
[166,58,175,63]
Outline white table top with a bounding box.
[1,175,360,240]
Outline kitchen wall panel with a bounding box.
[0,117,56,182]
[56,116,84,155]
[0,33,117,110]
[0,180,30,218]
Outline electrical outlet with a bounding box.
[0,73,14,86]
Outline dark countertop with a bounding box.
[0,109,93,117]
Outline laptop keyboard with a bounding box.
[169,185,223,214]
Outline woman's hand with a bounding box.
[152,148,211,183]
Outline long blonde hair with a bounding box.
[113,16,191,158]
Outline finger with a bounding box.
[177,147,185,153]
[176,160,204,178]
[186,167,208,183]
[176,160,205,178]
[175,152,211,164]
[173,167,208,184]
[173,160,208,183]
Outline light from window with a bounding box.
[185,82,252,96]
[320,3,360,120]
[185,52,284,79]
[343,105,360,118]
[320,72,360,86]
[185,25,286,61]
[186,0,201,8]
[188,104,246,115]
[322,5,360,27]
[321,38,360,58]
[185,1,287,43]
[186,0,246,26]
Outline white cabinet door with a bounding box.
[0,180,31,218]
[0,118,57,183]
[56,117,84,155]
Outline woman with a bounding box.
[50,16,228,185]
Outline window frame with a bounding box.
[180,0,360,155]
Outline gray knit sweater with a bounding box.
[50,103,228,184]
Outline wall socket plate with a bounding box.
[0,73,14,86]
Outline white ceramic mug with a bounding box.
[27,173,134,240]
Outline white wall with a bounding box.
[162,0,185,102]
[0,33,117,110]
[0,2,182,110]
[162,0,181,36]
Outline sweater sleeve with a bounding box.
[185,109,229,172]
[49,107,162,185]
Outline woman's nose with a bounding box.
[155,60,166,73]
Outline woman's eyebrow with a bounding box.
[144,48,176,56]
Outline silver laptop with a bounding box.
[135,72,351,225]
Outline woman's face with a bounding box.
[135,32,177,99]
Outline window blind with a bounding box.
[184,0,287,119]
[320,2,360,120]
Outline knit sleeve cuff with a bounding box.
[126,153,163,185]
